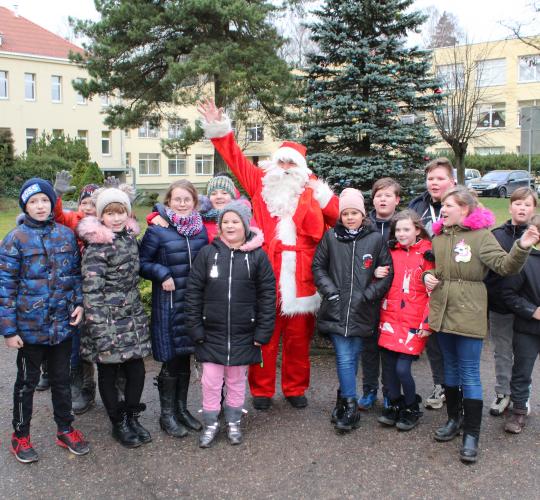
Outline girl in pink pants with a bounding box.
[186,201,276,448]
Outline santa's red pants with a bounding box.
[248,312,315,398]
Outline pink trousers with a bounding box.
[201,363,247,412]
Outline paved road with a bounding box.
[0,339,538,499]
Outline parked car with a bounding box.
[453,168,481,187]
[469,170,535,198]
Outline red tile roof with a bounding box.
[0,6,84,59]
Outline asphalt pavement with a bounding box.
[0,338,538,499]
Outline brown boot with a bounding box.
[504,407,527,434]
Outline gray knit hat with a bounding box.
[218,200,252,236]
[207,175,236,199]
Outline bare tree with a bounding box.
[430,42,501,183]
[502,1,540,51]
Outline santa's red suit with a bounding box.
[203,117,339,399]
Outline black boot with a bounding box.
[36,360,50,391]
[73,361,96,415]
[156,376,188,438]
[377,397,402,426]
[335,397,361,432]
[127,403,152,444]
[176,371,202,431]
[111,408,142,448]
[434,386,463,442]
[330,389,345,424]
[460,398,483,464]
[396,395,423,431]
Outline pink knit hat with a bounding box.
[339,188,365,216]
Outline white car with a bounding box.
[453,168,482,187]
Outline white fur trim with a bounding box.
[202,116,233,139]
[312,180,334,209]
[276,216,296,245]
[272,147,309,172]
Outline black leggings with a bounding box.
[159,354,190,378]
[97,358,145,420]
[381,349,417,406]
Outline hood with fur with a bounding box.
[77,216,140,244]
[432,207,496,235]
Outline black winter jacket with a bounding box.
[368,209,392,243]
[312,222,393,338]
[139,211,208,362]
[500,247,540,336]
[185,230,276,366]
[408,191,441,238]
[485,220,528,315]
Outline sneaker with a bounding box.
[10,434,39,464]
[358,390,377,410]
[489,394,510,416]
[425,384,445,410]
[56,428,90,456]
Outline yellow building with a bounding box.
[430,37,540,156]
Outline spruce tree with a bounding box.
[301,0,442,193]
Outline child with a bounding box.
[424,186,539,463]
[185,200,275,448]
[375,210,434,431]
[0,178,89,463]
[78,185,152,449]
[485,187,538,416]
[359,177,401,410]
[139,180,208,437]
[502,213,540,434]
[312,188,393,433]
[409,157,456,410]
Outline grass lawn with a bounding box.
[0,197,535,241]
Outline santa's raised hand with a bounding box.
[197,98,223,124]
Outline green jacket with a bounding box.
[427,208,530,339]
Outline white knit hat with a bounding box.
[95,187,132,218]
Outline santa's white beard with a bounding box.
[260,161,309,218]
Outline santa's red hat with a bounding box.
[271,141,309,171]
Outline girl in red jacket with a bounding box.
[375,209,434,431]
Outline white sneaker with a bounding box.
[425,384,445,410]
[489,394,510,416]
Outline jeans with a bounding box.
[425,333,445,385]
[489,311,514,395]
[12,338,74,436]
[510,332,540,409]
[381,349,417,405]
[330,334,363,399]
[437,332,483,400]
[202,363,247,412]
[360,332,387,395]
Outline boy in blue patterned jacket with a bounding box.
[0,178,90,464]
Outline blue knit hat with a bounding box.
[218,200,252,236]
[19,178,57,211]
[207,175,236,199]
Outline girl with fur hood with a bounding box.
[185,201,276,448]
[77,185,152,449]
[424,186,539,464]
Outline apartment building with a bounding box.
[430,37,540,155]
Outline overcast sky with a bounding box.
[1,0,538,46]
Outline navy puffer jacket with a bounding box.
[139,209,208,362]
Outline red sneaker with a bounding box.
[56,428,90,456]
[11,434,39,463]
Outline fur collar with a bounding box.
[432,207,496,235]
[216,226,264,252]
[77,216,140,244]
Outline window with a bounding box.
[168,121,184,139]
[77,130,88,146]
[195,154,213,175]
[518,100,540,127]
[124,129,131,138]
[476,58,506,87]
[477,103,505,128]
[25,128,37,150]
[125,152,131,168]
[248,98,260,110]
[246,123,264,142]
[100,94,110,107]
[51,75,62,102]
[0,71,8,99]
[168,155,187,175]
[138,120,159,138]
[24,73,36,100]
[101,131,111,155]
[474,146,504,155]
[52,129,63,138]
[75,78,87,104]
[518,55,540,82]
[139,153,160,175]
[436,64,464,90]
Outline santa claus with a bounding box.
[198,99,339,410]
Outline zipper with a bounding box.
[170,291,173,309]
[344,239,357,337]
[245,254,250,278]
[227,250,234,365]
[186,236,192,267]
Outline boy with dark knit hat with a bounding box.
[0,178,90,464]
